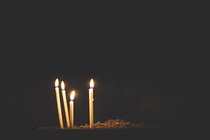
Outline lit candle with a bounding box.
[61,81,70,128]
[89,79,94,128]
[54,79,64,129]
[69,90,75,128]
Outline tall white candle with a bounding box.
[89,79,94,128]
[69,90,75,128]
[54,79,64,129]
[61,81,70,128]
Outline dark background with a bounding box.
[0,2,202,135]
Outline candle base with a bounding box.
[36,120,164,139]
[38,119,160,130]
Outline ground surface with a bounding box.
[38,119,160,130]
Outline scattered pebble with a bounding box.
[65,119,159,129]
[38,119,160,130]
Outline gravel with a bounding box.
[68,119,159,129]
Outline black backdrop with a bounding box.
[0,2,200,135]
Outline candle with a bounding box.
[61,81,70,128]
[54,79,64,129]
[89,79,94,128]
[69,90,75,128]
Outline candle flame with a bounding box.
[70,90,75,100]
[55,79,59,87]
[61,81,65,90]
[90,79,94,88]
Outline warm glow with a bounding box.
[70,90,75,100]
[55,79,59,87]
[61,81,65,90]
[90,79,94,88]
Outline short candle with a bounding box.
[69,90,75,128]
